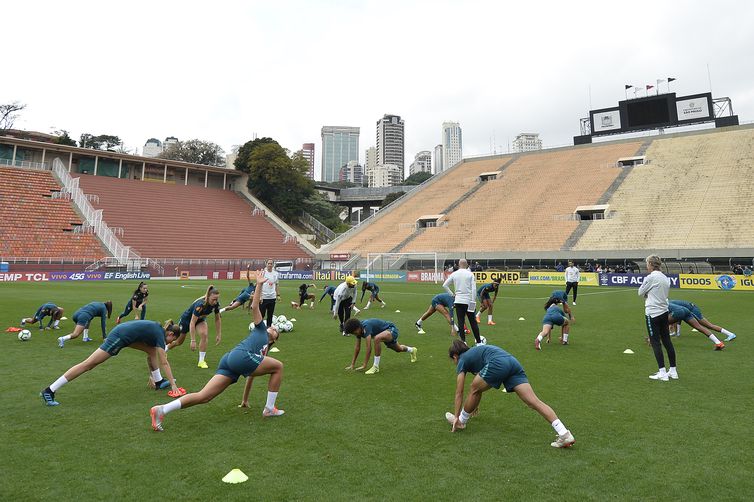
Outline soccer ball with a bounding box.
[284,321,293,332]
[477,336,487,346]
[18,329,32,341]
[277,315,287,323]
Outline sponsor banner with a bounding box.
[314,270,354,282]
[0,271,151,282]
[407,270,446,283]
[599,273,680,288]
[528,271,600,286]
[592,109,622,132]
[472,271,520,284]
[358,270,407,282]
[678,274,754,291]
[277,270,314,280]
[676,97,711,122]
[329,253,350,261]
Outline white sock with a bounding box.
[562,333,569,342]
[381,301,385,306]
[459,408,471,423]
[54,320,60,327]
[406,346,414,353]
[551,419,568,436]
[164,346,170,353]
[163,399,182,414]
[488,315,493,322]
[721,328,734,336]
[50,376,68,392]
[265,391,278,410]
[536,334,543,342]
[416,319,422,326]
[83,329,89,338]
[62,335,72,342]
[151,369,163,382]
[309,302,314,307]
[219,308,226,314]
[365,301,371,309]
[199,351,206,363]
[373,356,381,367]
[708,334,721,344]
[453,324,458,332]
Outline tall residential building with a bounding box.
[433,144,443,174]
[364,146,377,187]
[369,164,402,187]
[512,133,542,153]
[321,126,359,182]
[441,122,462,171]
[339,160,364,184]
[301,143,315,179]
[409,150,432,176]
[376,114,405,175]
[143,136,179,158]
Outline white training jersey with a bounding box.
[261,270,279,300]
[565,266,580,283]
[443,268,476,305]
[332,282,354,313]
[638,270,670,317]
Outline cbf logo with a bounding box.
[715,275,736,291]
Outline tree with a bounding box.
[302,192,348,232]
[403,171,432,185]
[246,142,315,221]
[159,139,225,166]
[79,133,122,150]
[52,130,77,146]
[381,191,406,207]
[0,101,26,130]
[233,137,278,173]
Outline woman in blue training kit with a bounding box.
[361,281,386,309]
[534,297,572,350]
[220,266,256,314]
[343,318,417,374]
[445,339,575,448]
[22,302,64,330]
[166,285,222,369]
[41,320,183,406]
[150,269,285,432]
[116,282,149,324]
[58,301,113,347]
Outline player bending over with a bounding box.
[445,340,575,448]
[150,269,284,431]
[291,283,317,309]
[22,303,64,330]
[58,301,113,347]
[668,303,725,350]
[166,286,222,369]
[220,266,256,314]
[416,293,457,337]
[344,318,417,374]
[534,297,571,350]
[475,278,501,325]
[669,299,736,342]
[41,320,183,406]
[361,281,386,309]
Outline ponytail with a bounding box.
[204,285,218,304]
[133,281,145,295]
[544,297,560,310]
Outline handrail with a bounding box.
[300,211,336,242]
[0,158,49,170]
[51,158,140,265]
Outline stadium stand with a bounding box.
[402,142,644,252]
[328,157,514,255]
[0,166,105,259]
[572,127,754,250]
[76,174,311,260]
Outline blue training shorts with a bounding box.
[100,332,128,356]
[479,355,529,392]
[216,349,264,383]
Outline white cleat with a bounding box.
[263,407,285,417]
[445,412,456,425]
[649,371,669,381]
[551,430,575,448]
[667,369,679,380]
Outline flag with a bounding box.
[657,79,666,84]
[625,84,633,89]
[646,84,654,90]
[668,77,676,82]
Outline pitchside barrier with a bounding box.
[528,272,600,286]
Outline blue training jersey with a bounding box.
[432,293,454,308]
[109,320,166,349]
[457,345,511,374]
[35,302,57,320]
[77,302,109,336]
[358,318,394,338]
[234,321,269,358]
[182,298,220,321]
[551,290,568,303]
[668,303,694,323]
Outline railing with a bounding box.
[51,157,139,265]
[0,158,49,170]
[300,211,337,243]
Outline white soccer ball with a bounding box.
[271,315,279,325]
[18,329,32,341]
[284,321,293,332]
[477,336,487,346]
[277,315,287,323]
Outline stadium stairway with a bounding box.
[75,174,312,260]
[0,166,106,259]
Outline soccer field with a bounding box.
[2,279,752,501]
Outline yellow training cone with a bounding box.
[395,310,401,313]
[269,347,280,353]
[518,317,525,321]
[290,318,297,322]
[222,468,248,484]
[623,349,634,354]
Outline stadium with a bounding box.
[3,5,754,501]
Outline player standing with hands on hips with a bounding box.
[564,261,580,305]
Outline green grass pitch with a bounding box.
[1,279,752,501]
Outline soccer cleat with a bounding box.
[57,337,65,348]
[40,388,59,406]
[410,347,418,363]
[464,327,470,335]
[534,338,541,351]
[487,321,496,326]
[219,308,226,314]
[649,371,669,381]
[667,369,679,380]
[445,411,456,425]
[714,342,725,351]
[197,360,209,369]
[263,407,285,417]
[20,319,26,326]
[52,326,60,330]
[417,328,426,335]
[380,303,386,309]
[342,331,349,337]
[572,302,576,306]
[724,334,736,342]
[82,337,92,342]
[115,316,121,325]
[475,314,481,323]
[550,430,575,448]
[154,379,171,390]
[365,365,380,375]
[150,405,165,431]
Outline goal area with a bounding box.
[365,252,440,283]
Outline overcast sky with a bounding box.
[4,0,753,179]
